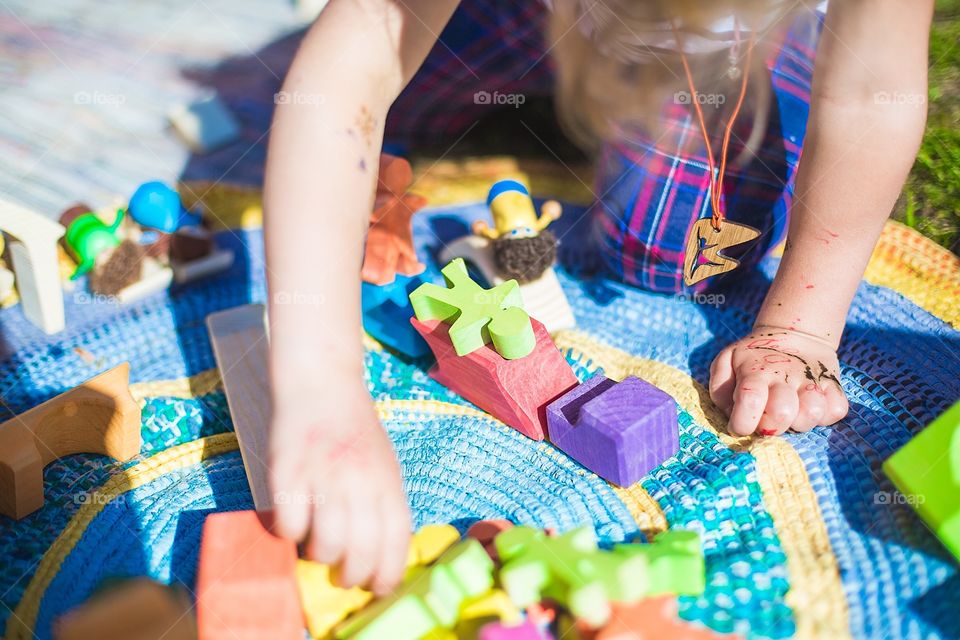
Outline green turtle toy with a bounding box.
[65,208,125,279]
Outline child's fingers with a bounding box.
[270,465,310,542]
[307,498,347,566]
[728,376,769,436]
[370,496,411,596]
[757,383,800,436]
[821,385,850,425]
[708,349,736,414]
[792,384,827,432]
[338,500,380,589]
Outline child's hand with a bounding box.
[708,326,849,436]
[268,381,411,595]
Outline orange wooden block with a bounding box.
[411,317,578,440]
[0,363,141,520]
[54,578,196,640]
[582,596,742,640]
[195,510,304,640]
[362,154,428,286]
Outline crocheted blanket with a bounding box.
[0,174,957,640]
[1,0,958,635]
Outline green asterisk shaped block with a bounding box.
[409,258,535,360]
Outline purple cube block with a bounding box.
[545,374,678,487]
[479,620,551,640]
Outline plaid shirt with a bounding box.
[386,0,822,294]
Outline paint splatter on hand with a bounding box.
[708,327,848,436]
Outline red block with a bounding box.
[412,317,578,440]
[196,510,304,640]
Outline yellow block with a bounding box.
[297,562,374,640]
[406,524,461,568]
[298,524,462,639]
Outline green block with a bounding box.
[336,539,495,639]
[883,400,960,562]
[409,258,535,360]
[495,526,646,628]
[614,529,705,596]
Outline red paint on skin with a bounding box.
[805,284,815,289]
[763,354,791,364]
[759,429,777,436]
[746,338,780,349]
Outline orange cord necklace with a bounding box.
[672,23,755,230]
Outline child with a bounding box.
[262,0,933,594]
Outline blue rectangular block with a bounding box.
[361,273,432,358]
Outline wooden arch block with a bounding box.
[0,363,141,520]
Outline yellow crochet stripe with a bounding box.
[552,330,851,640]
[771,220,958,328]
[127,335,382,404]
[5,433,241,640]
[862,221,959,328]
[129,368,223,404]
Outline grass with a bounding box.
[895,0,960,253]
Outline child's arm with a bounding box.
[711,0,934,435]
[263,0,459,593]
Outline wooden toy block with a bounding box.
[407,523,463,567]
[494,526,644,628]
[115,258,173,304]
[439,235,575,333]
[587,596,741,639]
[335,538,495,640]
[0,363,140,520]
[466,519,515,563]
[168,96,241,153]
[496,528,702,628]
[196,510,304,640]
[454,590,522,639]
[362,154,427,286]
[411,317,578,440]
[206,305,273,510]
[883,400,960,561]
[410,258,535,360]
[361,273,431,358]
[613,530,705,596]
[478,620,547,640]
[297,524,461,639]
[545,374,679,487]
[297,560,373,640]
[172,248,234,284]
[53,578,195,640]
[0,198,66,333]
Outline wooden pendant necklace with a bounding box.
[674,23,761,286]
